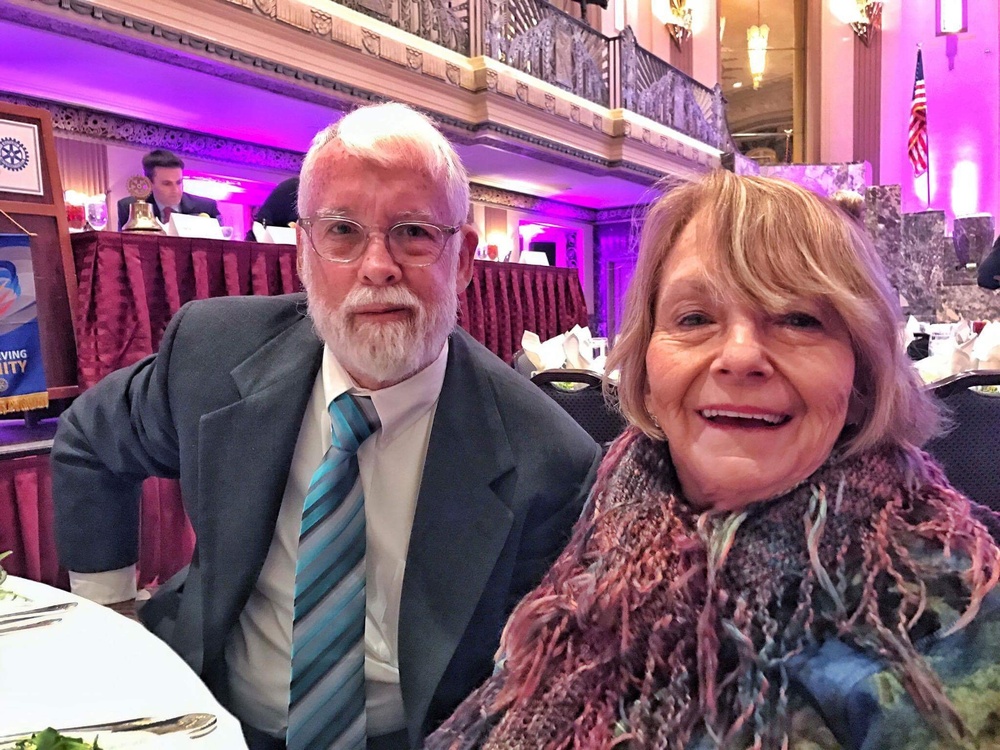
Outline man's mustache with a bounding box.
[339,287,422,317]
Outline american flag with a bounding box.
[908,49,928,176]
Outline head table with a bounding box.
[0,575,248,748]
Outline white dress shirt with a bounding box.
[70,341,448,738]
[153,199,179,218]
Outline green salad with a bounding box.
[0,550,26,601]
[13,728,101,749]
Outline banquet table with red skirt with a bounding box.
[2,231,589,588]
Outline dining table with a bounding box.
[0,575,248,748]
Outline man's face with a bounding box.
[149,166,184,208]
[298,150,476,390]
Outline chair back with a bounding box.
[531,369,628,448]
[510,349,537,378]
[924,370,1000,512]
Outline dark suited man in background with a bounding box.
[978,235,1000,290]
[247,176,300,241]
[54,102,601,750]
[116,148,221,229]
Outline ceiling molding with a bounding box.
[470,184,597,222]
[0,92,304,172]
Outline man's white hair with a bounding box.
[297,101,470,224]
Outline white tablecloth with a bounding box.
[0,576,248,748]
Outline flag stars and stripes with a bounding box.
[908,48,928,177]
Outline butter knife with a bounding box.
[0,601,77,624]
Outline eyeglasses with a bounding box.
[298,215,461,267]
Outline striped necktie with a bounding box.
[288,393,380,750]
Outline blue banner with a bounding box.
[0,234,48,413]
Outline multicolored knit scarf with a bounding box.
[427,428,1000,750]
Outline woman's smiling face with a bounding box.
[644,213,857,513]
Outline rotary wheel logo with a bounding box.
[0,138,29,172]
[0,378,9,393]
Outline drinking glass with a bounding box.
[86,200,109,232]
[589,337,608,360]
[66,203,86,232]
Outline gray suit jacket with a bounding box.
[52,293,601,747]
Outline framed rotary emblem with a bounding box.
[0,118,43,196]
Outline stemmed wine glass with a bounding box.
[86,199,109,232]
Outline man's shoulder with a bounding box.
[179,293,306,326]
[193,194,219,209]
[164,294,314,369]
[172,294,308,344]
[117,195,135,207]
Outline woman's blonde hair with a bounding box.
[607,170,940,456]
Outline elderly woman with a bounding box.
[426,172,1000,749]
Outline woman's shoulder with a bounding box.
[785,587,1000,749]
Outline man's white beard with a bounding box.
[302,261,458,387]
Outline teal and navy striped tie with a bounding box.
[288,393,380,750]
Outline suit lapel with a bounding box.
[398,331,516,742]
[195,312,323,665]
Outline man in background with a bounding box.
[978,235,1000,290]
[247,176,299,241]
[54,102,601,750]
[116,148,220,229]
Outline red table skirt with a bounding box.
[0,455,194,590]
[0,455,64,588]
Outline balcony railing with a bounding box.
[322,0,733,151]
[613,27,733,152]
[337,0,471,55]
[481,0,611,107]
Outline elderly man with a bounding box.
[116,148,220,229]
[52,102,600,750]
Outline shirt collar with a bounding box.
[322,340,449,444]
[153,198,180,213]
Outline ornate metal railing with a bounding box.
[479,0,611,106]
[614,27,734,151]
[332,0,471,54]
[325,0,730,150]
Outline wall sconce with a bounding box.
[653,0,693,50]
[937,0,967,34]
[747,23,769,89]
[848,1,883,46]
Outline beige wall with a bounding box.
[817,0,855,163]
[691,0,720,88]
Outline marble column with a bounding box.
[899,210,949,319]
